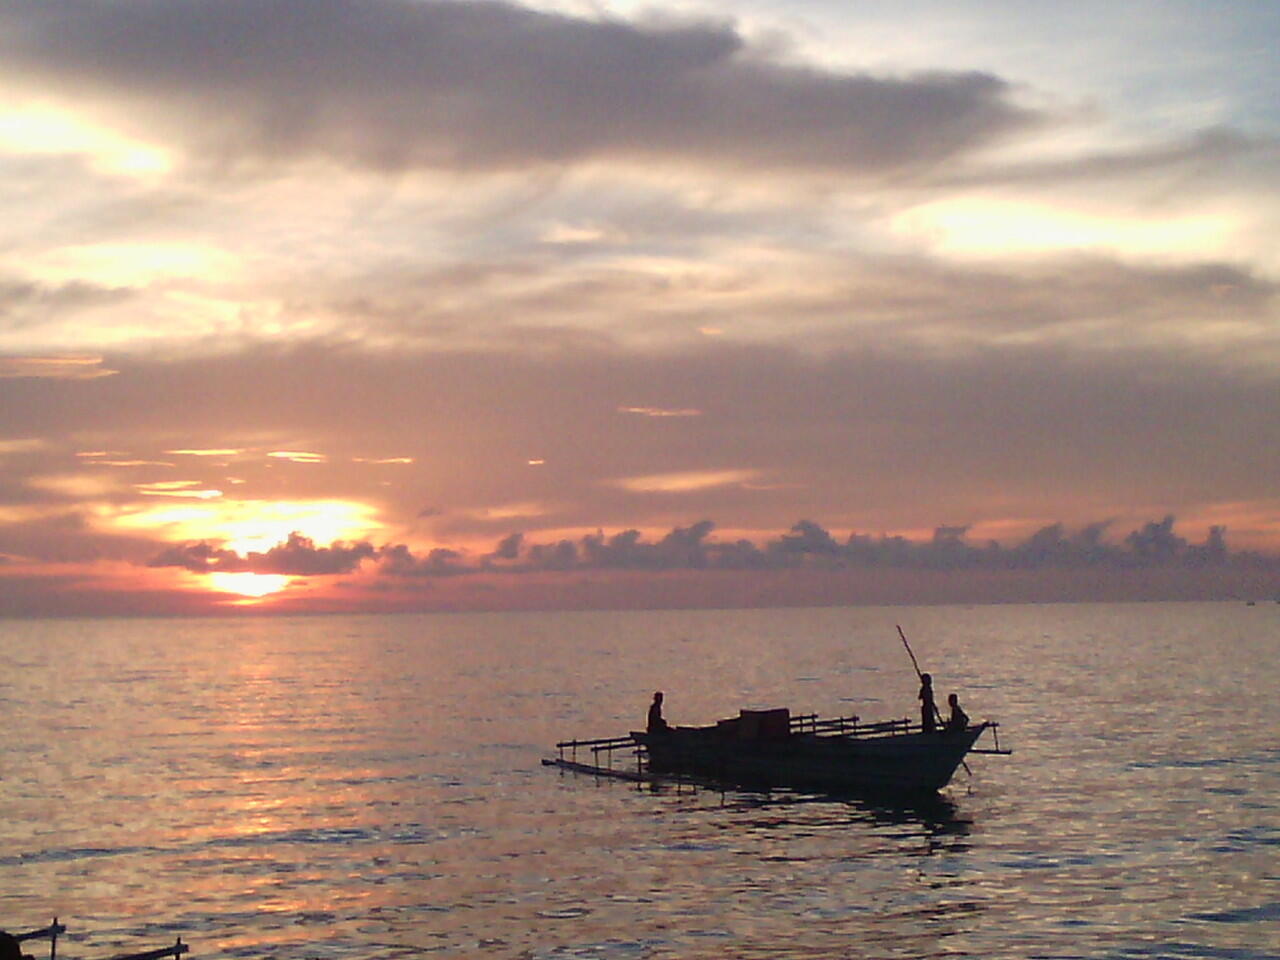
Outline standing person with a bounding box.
[647,691,670,733]
[945,693,969,733]
[918,673,938,734]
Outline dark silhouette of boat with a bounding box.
[548,708,1008,799]
[4,918,189,960]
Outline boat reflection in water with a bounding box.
[719,788,975,861]
[548,707,1010,802]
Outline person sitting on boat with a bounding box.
[0,932,32,960]
[945,693,969,733]
[647,691,671,734]
[918,673,938,733]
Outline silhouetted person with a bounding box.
[918,673,937,734]
[0,932,32,960]
[647,691,670,734]
[945,692,969,733]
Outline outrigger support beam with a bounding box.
[14,919,66,959]
[105,938,190,960]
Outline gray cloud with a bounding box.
[379,544,466,577]
[148,532,375,574]
[141,515,1274,583]
[0,277,134,330]
[146,540,242,574]
[0,0,1039,175]
[0,509,163,565]
[274,250,1280,357]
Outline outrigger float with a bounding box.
[544,708,1009,799]
[4,918,189,960]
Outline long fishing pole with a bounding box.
[897,623,939,723]
[897,624,970,775]
[896,624,925,681]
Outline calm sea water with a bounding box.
[1,602,1278,959]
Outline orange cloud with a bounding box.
[613,469,758,493]
[1,439,50,455]
[618,405,702,418]
[267,450,327,463]
[134,481,223,499]
[0,355,117,379]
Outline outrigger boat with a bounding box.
[548,628,1011,799]
[546,707,1009,799]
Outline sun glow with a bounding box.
[894,197,1230,259]
[0,104,171,174]
[107,498,382,553]
[206,572,291,598]
[28,241,235,288]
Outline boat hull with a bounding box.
[633,722,988,797]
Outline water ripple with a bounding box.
[2,605,1278,960]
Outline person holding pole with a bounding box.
[918,672,938,734]
[899,624,946,734]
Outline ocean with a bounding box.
[1,602,1277,959]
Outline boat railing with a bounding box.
[788,715,920,737]
[789,713,862,735]
[853,718,915,736]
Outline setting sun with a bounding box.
[206,572,292,598]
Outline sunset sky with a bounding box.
[2,0,1278,614]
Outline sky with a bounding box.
[1,0,1279,615]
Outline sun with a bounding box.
[206,572,292,598]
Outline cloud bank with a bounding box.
[0,0,1039,174]
[146,515,1272,581]
[148,532,375,575]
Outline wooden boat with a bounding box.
[549,708,1009,799]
